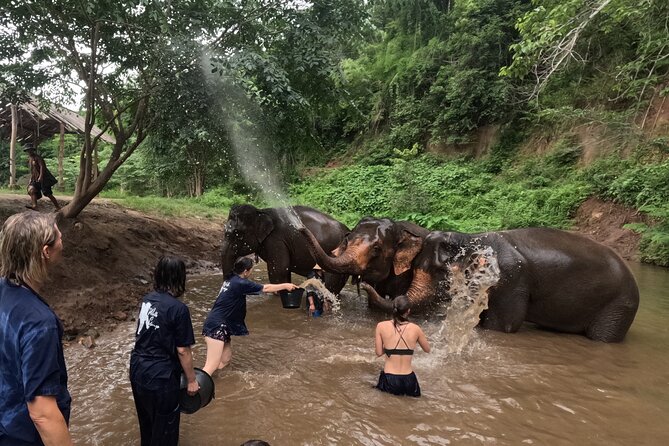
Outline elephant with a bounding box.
[221,204,349,294]
[299,217,430,303]
[363,227,639,342]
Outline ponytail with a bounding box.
[392,295,411,327]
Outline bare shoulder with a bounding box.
[376,320,391,331]
[408,322,424,335]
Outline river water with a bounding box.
[65,262,669,445]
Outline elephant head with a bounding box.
[300,217,429,292]
[221,204,273,273]
[404,231,498,308]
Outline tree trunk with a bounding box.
[9,104,17,189]
[58,123,65,191]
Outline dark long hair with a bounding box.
[154,256,186,297]
[392,295,411,327]
[225,256,254,280]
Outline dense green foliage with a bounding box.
[2,0,668,265]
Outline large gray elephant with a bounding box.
[363,227,639,342]
[221,204,349,293]
[299,217,430,302]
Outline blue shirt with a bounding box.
[0,278,71,445]
[129,291,195,390]
[202,275,263,334]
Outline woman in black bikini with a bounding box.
[374,294,431,397]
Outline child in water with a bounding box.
[305,264,327,317]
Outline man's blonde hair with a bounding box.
[0,211,59,286]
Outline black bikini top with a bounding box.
[384,324,414,357]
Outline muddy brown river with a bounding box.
[65,262,669,445]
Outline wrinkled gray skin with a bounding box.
[368,227,639,342]
[221,204,349,294]
[299,217,430,305]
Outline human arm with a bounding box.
[262,282,297,293]
[177,346,199,395]
[36,156,47,183]
[27,396,73,446]
[416,326,431,353]
[374,323,384,357]
[175,305,198,394]
[307,293,316,313]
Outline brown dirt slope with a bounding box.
[0,193,645,337]
[0,194,222,337]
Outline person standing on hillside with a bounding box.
[129,256,199,446]
[24,143,60,211]
[0,211,73,445]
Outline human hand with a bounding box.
[186,379,199,396]
[285,283,298,292]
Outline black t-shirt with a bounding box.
[129,291,195,389]
[203,275,263,332]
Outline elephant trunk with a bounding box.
[299,227,362,275]
[360,283,394,313]
[220,239,236,275]
[406,269,434,308]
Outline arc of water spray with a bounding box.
[201,48,304,229]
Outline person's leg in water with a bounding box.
[203,337,232,376]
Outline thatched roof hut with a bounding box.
[0,98,116,145]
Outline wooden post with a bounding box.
[9,104,18,189]
[59,122,65,191]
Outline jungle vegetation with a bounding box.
[1,0,668,265]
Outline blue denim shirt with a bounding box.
[0,278,71,445]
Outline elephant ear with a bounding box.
[331,232,349,257]
[255,212,275,245]
[393,230,424,276]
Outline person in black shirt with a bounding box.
[202,256,297,377]
[129,256,198,446]
[24,144,60,211]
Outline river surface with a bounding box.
[65,262,669,445]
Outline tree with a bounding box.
[3,1,369,210]
[501,0,669,109]
[1,0,224,217]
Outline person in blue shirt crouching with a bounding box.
[0,211,72,446]
[129,256,199,446]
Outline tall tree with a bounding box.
[2,0,366,214]
[1,0,223,217]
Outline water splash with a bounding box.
[200,49,303,229]
[297,278,341,314]
[432,246,500,355]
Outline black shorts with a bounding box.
[376,371,421,397]
[29,180,54,197]
[202,323,232,343]
[204,321,251,342]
